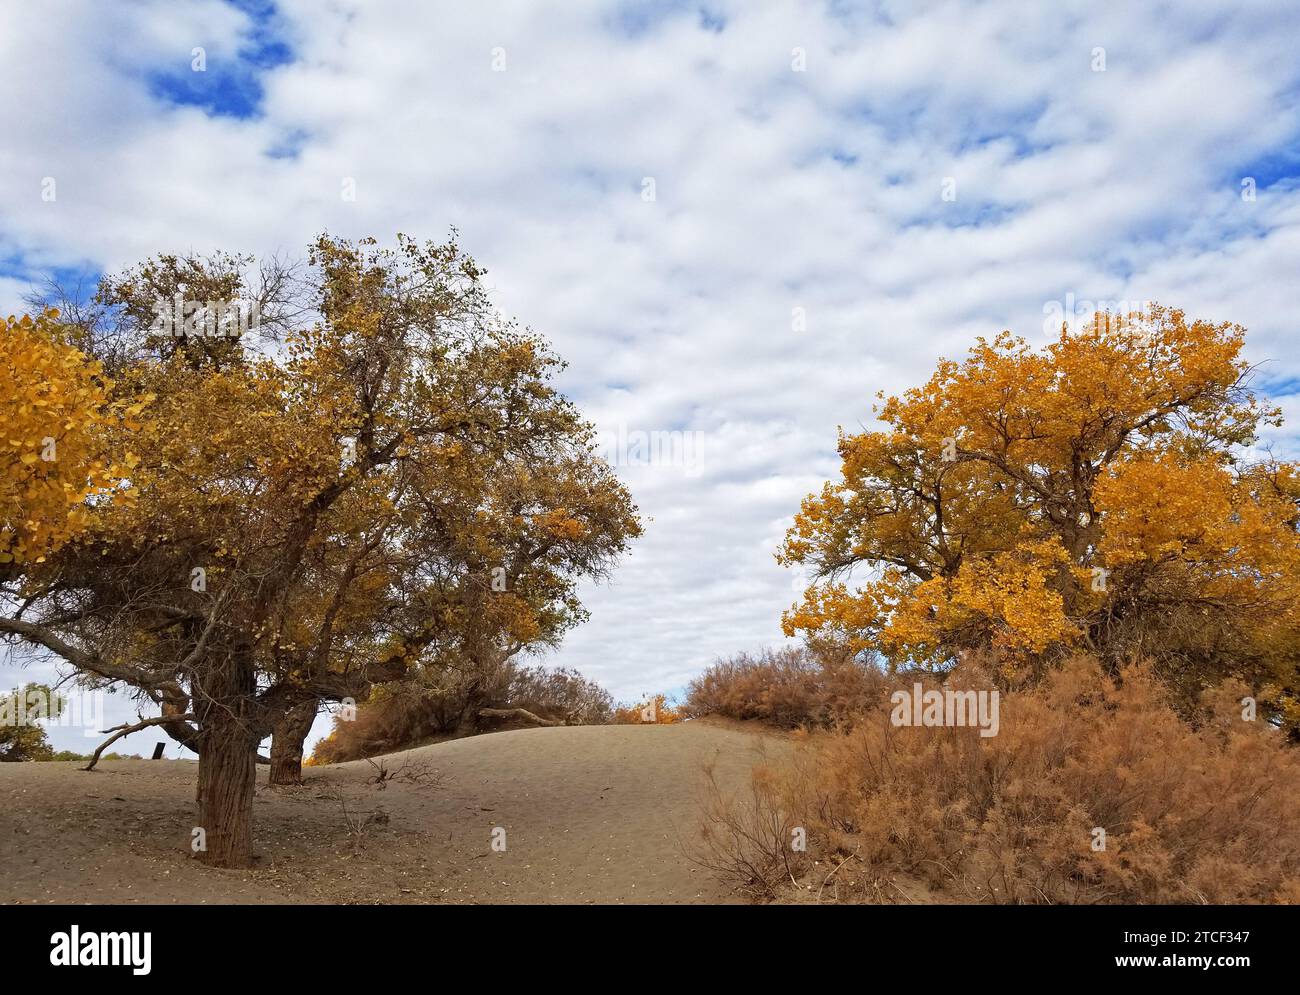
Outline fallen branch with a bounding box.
[82,714,196,771]
[478,707,562,727]
[364,757,444,788]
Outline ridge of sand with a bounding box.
[0,720,784,905]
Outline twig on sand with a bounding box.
[815,847,861,903]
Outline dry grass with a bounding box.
[697,653,1300,904]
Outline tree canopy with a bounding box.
[780,307,1300,731]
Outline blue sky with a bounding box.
[3,0,1300,755]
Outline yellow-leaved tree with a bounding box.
[780,307,1300,731]
[1,234,640,869]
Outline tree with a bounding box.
[24,250,309,377]
[251,237,640,780]
[268,700,319,786]
[0,683,64,761]
[1,233,640,865]
[780,307,1300,729]
[0,313,132,763]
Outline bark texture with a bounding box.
[193,647,258,868]
[269,700,317,785]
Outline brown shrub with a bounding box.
[698,654,1300,904]
[504,665,616,725]
[683,645,885,728]
[309,664,614,764]
[309,682,443,765]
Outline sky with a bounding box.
[3,0,1300,755]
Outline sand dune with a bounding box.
[0,720,781,905]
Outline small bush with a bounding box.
[310,682,441,765]
[504,666,615,725]
[683,645,885,728]
[698,654,1300,904]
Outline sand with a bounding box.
[0,719,783,905]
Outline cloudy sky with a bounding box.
[3,0,1300,753]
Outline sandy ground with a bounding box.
[0,720,784,905]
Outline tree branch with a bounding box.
[82,713,196,771]
[478,707,562,727]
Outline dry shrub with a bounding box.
[309,664,614,764]
[363,757,444,789]
[698,755,803,898]
[699,654,1300,904]
[683,645,885,728]
[310,681,439,765]
[612,693,683,724]
[504,666,615,725]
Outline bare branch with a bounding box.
[82,713,196,771]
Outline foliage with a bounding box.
[0,311,132,575]
[699,653,1300,904]
[780,307,1300,729]
[683,645,885,728]
[308,663,615,764]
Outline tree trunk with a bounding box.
[454,706,481,736]
[269,700,317,785]
[455,680,487,737]
[194,647,258,869]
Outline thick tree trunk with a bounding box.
[269,700,317,785]
[194,648,259,869]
